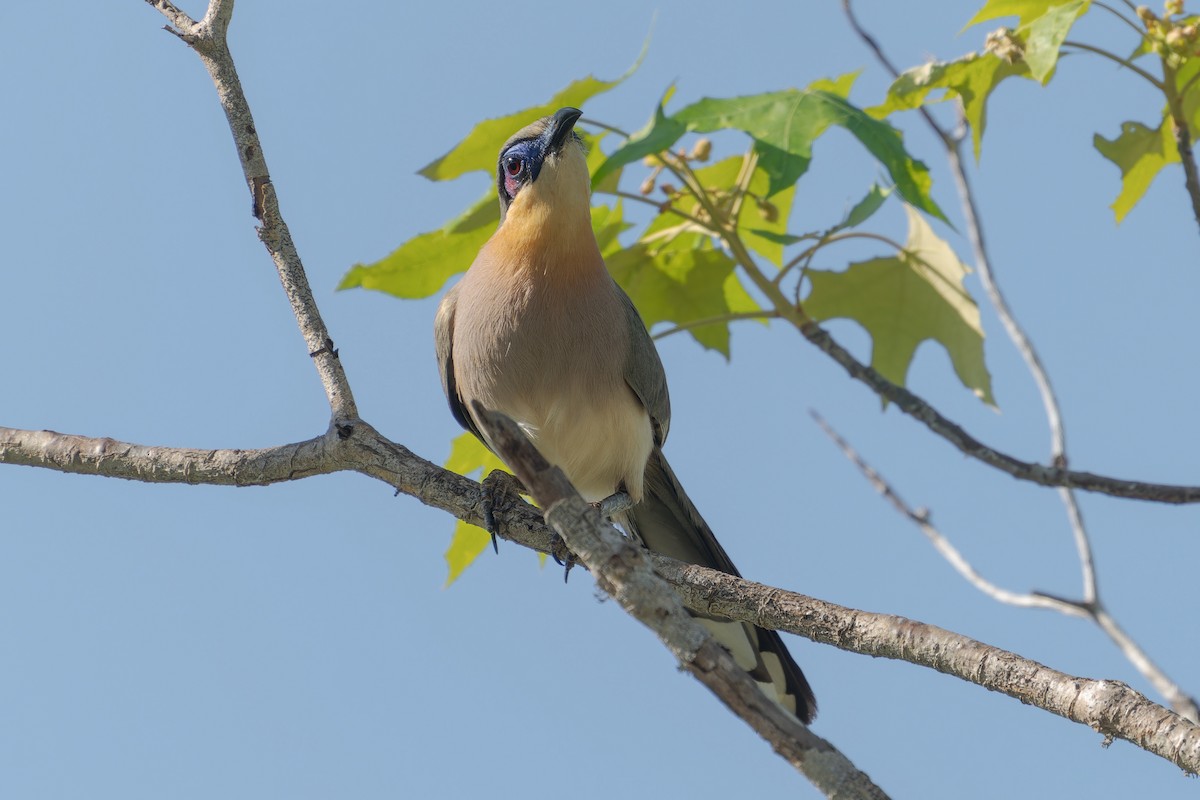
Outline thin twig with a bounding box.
[843,0,1199,721]
[145,0,358,422]
[600,188,713,229]
[811,412,1200,722]
[1093,1,1149,36]
[1061,40,1165,89]
[652,309,781,340]
[809,411,1088,617]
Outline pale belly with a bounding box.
[452,273,654,503]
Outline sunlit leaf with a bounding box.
[1024,1,1088,82]
[591,85,685,188]
[338,191,498,298]
[420,48,645,181]
[962,0,1090,84]
[608,242,752,357]
[441,433,510,585]
[675,90,944,218]
[964,0,1087,30]
[871,53,1031,159]
[445,519,492,586]
[833,183,893,233]
[1093,58,1200,221]
[805,205,994,406]
[1094,121,1177,221]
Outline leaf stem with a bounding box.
[652,309,781,340]
[1092,1,1148,36]
[1060,40,1164,89]
[580,117,631,138]
[600,189,714,230]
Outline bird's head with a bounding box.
[496,107,589,225]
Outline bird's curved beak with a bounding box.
[544,107,583,154]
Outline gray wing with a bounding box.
[434,284,485,442]
[616,284,671,447]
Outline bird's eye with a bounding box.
[505,156,523,177]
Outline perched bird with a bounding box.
[434,107,816,723]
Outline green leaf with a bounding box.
[442,433,510,585]
[805,205,994,406]
[445,519,493,587]
[591,202,633,256]
[673,89,945,218]
[1093,120,1178,221]
[582,131,624,196]
[419,50,645,181]
[444,431,508,478]
[964,0,1087,29]
[870,54,1032,159]
[591,85,686,189]
[338,191,498,298]
[607,243,753,357]
[1092,57,1200,221]
[833,183,893,233]
[1024,1,1088,83]
[339,199,628,302]
[962,0,1090,84]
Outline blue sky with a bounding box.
[3,1,1198,798]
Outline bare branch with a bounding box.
[654,557,1200,774]
[812,411,1200,722]
[798,321,1200,503]
[5,420,1200,769]
[0,426,338,485]
[835,0,1200,505]
[473,403,889,799]
[809,412,1088,616]
[841,0,1199,721]
[144,0,358,421]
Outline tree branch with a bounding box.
[654,557,1200,775]
[837,0,1200,504]
[5,421,1199,774]
[471,403,890,799]
[840,0,1200,722]
[145,0,358,422]
[797,321,1200,503]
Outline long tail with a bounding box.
[621,448,816,724]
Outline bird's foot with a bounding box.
[480,469,526,553]
[594,491,634,519]
[549,533,578,584]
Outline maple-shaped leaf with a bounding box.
[963,0,1091,84]
[871,53,1032,160]
[607,242,755,358]
[804,206,995,406]
[338,191,498,298]
[419,48,644,181]
[340,199,626,299]
[1093,121,1179,221]
[1093,57,1200,221]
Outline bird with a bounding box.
[434,106,816,724]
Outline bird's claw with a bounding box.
[480,469,526,553]
[549,532,577,583]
